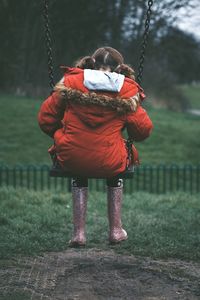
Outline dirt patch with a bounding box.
[0,249,200,300]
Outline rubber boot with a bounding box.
[69,182,88,247]
[107,181,128,244]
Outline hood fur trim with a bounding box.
[54,83,140,114]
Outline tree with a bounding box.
[0,0,199,106]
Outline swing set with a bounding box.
[42,0,154,180]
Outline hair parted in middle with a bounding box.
[75,46,135,80]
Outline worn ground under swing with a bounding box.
[1,249,200,300]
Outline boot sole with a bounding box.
[109,236,128,245]
[68,240,86,248]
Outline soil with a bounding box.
[0,248,200,300]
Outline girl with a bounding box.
[38,47,153,246]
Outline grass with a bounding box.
[0,291,31,300]
[180,84,200,109]
[0,92,200,165]
[0,187,199,262]
[136,106,200,164]
[0,94,52,165]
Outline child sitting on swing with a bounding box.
[38,47,153,246]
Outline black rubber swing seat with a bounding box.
[49,163,134,179]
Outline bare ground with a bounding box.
[0,249,200,300]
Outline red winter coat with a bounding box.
[38,67,153,178]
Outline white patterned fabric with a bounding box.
[84,69,125,92]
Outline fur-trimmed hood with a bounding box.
[54,83,140,115]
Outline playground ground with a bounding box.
[1,248,200,300]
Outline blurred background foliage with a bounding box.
[0,0,200,166]
[0,0,200,111]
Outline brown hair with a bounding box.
[74,47,135,80]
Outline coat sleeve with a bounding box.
[126,106,153,141]
[38,91,66,138]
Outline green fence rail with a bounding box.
[0,164,200,194]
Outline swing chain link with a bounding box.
[127,0,153,168]
[43,0,55,89]
[137,0,154,85]
[126,138,134,166]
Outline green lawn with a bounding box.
[0,94,52,165]
[0,187,199,261]
[180,84,200,109]
[0,93,200,165]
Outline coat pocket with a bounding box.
[54,128,65,144]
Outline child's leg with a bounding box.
[106,177,128,244]
[69,177,88,247]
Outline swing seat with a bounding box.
[49,163,134,179]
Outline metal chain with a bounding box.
[43,0,55,89]
[136,0,154,85]
[126,138,134,168]
[126,0,153,170]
